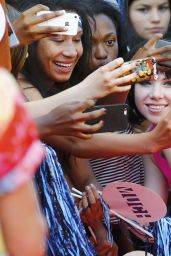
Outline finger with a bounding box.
[100,57,124,72]
[56,100,96,113]
[72,120,104,134]
[91,199,103,216]
[110,62,137,79]
[131,34,163,60]
[110,73,136,87]
[151,45,171,56]
[31,25,67,35]
[90,184,100,200]
[157,56,171,63]
[78,199,83,210]
[74,99,96,112]
[22,4,50,16]
[74,132,93,139]
[131,47,149,60]
[84,207,93,222]
[142,33,163,50]
[35,10,66,25]
[77,108,106,122]
[157,65,170,73]
[85,186,96,204]
[82,192,89,208]
[111,85,131,93]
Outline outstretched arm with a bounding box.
[44,111,171,157]
[12,4,67,46]
[143,154,169,203]
[22,58,137,139]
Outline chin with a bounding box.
[149,117,161,125]
[53,73,72,83]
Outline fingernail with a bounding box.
[56,10,65,14]
[101,108,106,113]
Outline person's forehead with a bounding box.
[92,14,117,33]
[130,0,169,7]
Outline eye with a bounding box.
[163,81,171,87]
[159,5,170,12]
[74,37,82,42]
[139,81,152,86]
[51,37,64,43]
[106,39,116,46]
[136,7,149,13]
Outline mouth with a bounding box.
[53,62,74,73]
[145,103,168,112]
[147,27,163,33]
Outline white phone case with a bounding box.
[37,11,79,36]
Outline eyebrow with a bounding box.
[136,2,169,7]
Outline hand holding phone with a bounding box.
[85,104,129,133]
[155,39,171,67]
[37,11,79,36]
[123,57,158,83]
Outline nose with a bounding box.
[93,44,108,60]
[150,8,160,23]
[150,83,164,100]
[63,40,78,58]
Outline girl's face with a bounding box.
[89,14,118,72]
[129,0,170,40]
[36,27,83,82]
[135,73,171,124]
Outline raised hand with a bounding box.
[13,4,67,46]
[37,99,106,139]
[79,184,103,228]
[77,57,137,101]
[131,34,171,67]
[79,184,118,255]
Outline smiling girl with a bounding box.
[129,71,171,191]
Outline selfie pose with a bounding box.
[18,0,137,255]
[15,0,171,254]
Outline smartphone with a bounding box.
[124,57,158,83]
[37,11,79,36]
[155,39,171,67]
[85,104,129,133]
